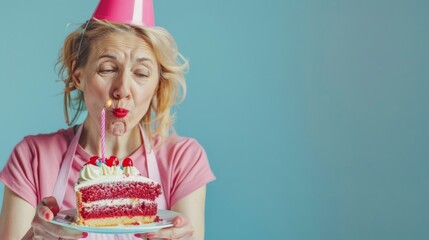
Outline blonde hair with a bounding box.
[58,20,188,139]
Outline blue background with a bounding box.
[1,0,428,239]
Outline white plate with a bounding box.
[51,209,180,234]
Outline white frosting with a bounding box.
[123,166,140,176]
[111,166,123,175]
[100,164,112,175]
[76,161,158,193]
[82,198,154,208]
[79,164,101,182]
[75,174,158,191]
[100,164,124,176]
[77,163,138,183]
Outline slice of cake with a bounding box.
[75,156,162,226]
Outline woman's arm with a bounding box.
[171,186,207,240]
[0,187,35,239]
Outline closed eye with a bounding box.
[135,72,149,77]
[134,69,150,78]
[98,68,117,75]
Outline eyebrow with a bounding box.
[136,57,153,65]
[98,54,117,60]
[98,55,153,65]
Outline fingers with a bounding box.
[37,205,54,221]
[41,196,60,215]
[32,217,83,239]
[32,197,84,239]
[173,216,186,227]
[143,216,195,239]
[33,228,79,240]
[134,232,159,240]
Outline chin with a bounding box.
[110,121,127,136]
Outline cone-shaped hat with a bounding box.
[92,0,155,27]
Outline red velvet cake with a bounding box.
[75,156,162,226]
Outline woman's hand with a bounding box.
[30,196,86,240]
[135,215,195,240]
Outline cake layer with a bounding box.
[79,181,161,202]
[77,215,156,227]
[79,201,158,219]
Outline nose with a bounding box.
[112,71,131,100]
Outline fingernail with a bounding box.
[174,217,183,226]
[146,232,155,238]
[81,232,88,238]
[134,233,142,238]
[44,212,50,220]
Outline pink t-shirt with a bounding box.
[0,127,216,210]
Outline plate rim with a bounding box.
[51,209,179,234]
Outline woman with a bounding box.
[0,1,215,239]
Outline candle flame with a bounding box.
[105,99,113,108]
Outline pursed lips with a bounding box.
[112,108,129,118]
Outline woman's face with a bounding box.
[74,31,159,136]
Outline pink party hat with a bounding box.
[92,0,155,27]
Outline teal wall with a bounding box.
[1,1,428,239]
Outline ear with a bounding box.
[71,61,85,90]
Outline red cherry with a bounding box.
[90,156,99,163]
[122,157,133,167]
[85,156,100,166]
[106,156,119,167]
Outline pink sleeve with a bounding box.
[168,138,216,206]
[0,138,38,207]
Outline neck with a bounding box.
[79,118,143,160]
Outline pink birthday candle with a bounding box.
[101,99,112,162]
[101,108,106,162]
